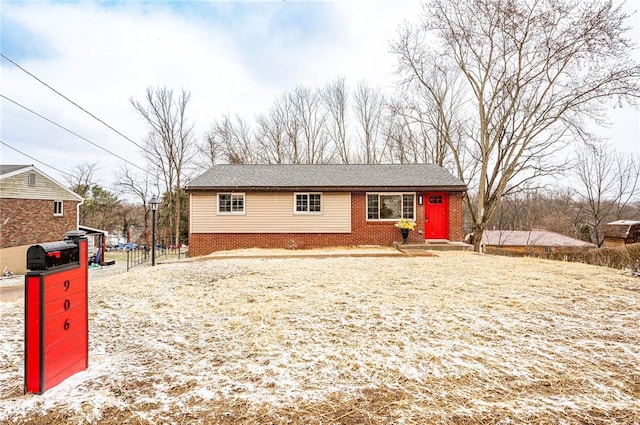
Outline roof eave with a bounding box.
[186,185,468,192]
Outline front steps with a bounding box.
[393,240,473,253]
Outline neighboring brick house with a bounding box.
[604,220,640,248]
[186,164,467,256]
[481,229,595,253]
[0,165,83,274]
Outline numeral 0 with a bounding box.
[64,299,71,311]
[64,319,70,331]
[63,280,70,291]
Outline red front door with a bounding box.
[424,192,449,239]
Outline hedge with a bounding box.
[485,243,640,272]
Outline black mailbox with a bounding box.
[27,240,80,271]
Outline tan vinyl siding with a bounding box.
[0,172,79,201]
[191,192,351,233]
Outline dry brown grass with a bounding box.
[1,249,639,424]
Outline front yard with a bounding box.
[1,249,639,424]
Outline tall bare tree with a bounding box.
[131,87,195,247]
[393,48,467,169]
[207,114,256,164]
[290,86,330,164]
[393,0,640,250]
[255,107,288,164]
[115,164,156,247]
[66,162,98,199]
[353,81,385,164]
[321,77,351,163]
[574,143,640,246]
[197,131,222,170]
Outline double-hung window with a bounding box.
[217,193,245,214]
[295,193,321,214]
[53,201,63,216]
[367,193,415,220]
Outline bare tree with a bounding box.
[255,108,288,164]
[196,131,222,170]
[66,162,98,199]
[114,164,156,247]
[131,87,195,247]
[66,162,99,225]
[353,81,385,164]
[290,86,330,164]
[393,0,640,250]
[574,143,640,246]
[321,77,351,163]
[207,114,256,164]
[393,47,467,169]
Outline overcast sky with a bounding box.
[1,0,638,192]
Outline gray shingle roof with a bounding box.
[0,164,31,176]
[482,230,595,248]
[186,164,466,191]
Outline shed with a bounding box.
[603,220,640,248]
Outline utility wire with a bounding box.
[0,139,73,179]
[1,139,121,195]
[0,94,149,175]
[0,52,147,152]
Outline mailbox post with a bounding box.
[24,230,89,394]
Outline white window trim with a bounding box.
[294,192,323,215]
[54,200,64,216]
[217,193,246,215]
[366,192,416,221]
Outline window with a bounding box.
[217,193,245,214]
[28,173,36,186]
[54,201,63,216]
[295,193,322,214]
[429,195,443,205]
[367,193,415,220]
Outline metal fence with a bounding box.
[126,246,188,271]
[126,247,149,272]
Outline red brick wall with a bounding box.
[448,191,464,242]
[189,191,464,256]
[0,198,78,248]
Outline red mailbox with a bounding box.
[24,231,89,394]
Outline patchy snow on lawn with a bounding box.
[1,250,639,424]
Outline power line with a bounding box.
[0,94,150,175]
[0,52,147,152]
[0,139,73,179]
[0,139,121,194]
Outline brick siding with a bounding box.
[448,191,464,242]
[189,191,465,256]
[0,198,78,248]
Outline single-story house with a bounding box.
[481,229,595,253]
[185,164,467,256]
[0,164,84,275]
[603,220,640,248]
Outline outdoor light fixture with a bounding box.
[149,196,160,266]
[418,195,424,205]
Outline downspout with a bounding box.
[76,197,84,230]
